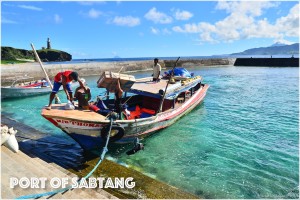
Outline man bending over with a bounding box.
[46,70,84,110]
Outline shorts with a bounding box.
[52,81,72,93]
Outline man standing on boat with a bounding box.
[46,71,84,110]
[152,58,161,82]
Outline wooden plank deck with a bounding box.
[41,104,106,122]
[1,146,117,199]
[130,77,183,95]
[131,77,169,94]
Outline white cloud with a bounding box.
[172,23,202,33]
[112,16,140,27]
[274,3,299,37]
[2,18,17,24]
[18,5,43,11]
[54,14,62,24]
[149,27,171,35]
[150,27,160,34]
[273,39,294,45]
[88,8,102,18]
[162,28,172,35]
[79,8,103,19]
[199,32,217,43]
[78,1,106,6]
[172,26,184,33]
[144,7,173,24]
[216,1,278,17]
[174,9,193,20]
[172,2,298,43]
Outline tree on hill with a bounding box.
[1,46,72,62]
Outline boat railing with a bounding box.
[10,75,35,87]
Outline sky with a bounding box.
[1,1,299,59]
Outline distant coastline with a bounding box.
[1,58,235,84]
[1,56,298,84]
[46,54,298,65]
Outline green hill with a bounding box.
[1,46,33,60]
[1,46,72,62]
[231,43,299,56]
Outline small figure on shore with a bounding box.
[152,58,161,82]
[114,79,124,119]
[41,79,47,87]
[74,78,91,110]
[46,70,84,110]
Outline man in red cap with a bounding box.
[46,70,84,110]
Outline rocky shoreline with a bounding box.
[1,58,235,84]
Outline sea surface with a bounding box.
[1,66,299,199]
[44,54,298,65]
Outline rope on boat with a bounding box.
[15,116,115,199]
[122,95,133,106]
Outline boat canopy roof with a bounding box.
[129,76,202,99]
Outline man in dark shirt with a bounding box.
[74,78,91,110]
[114,79,123,119]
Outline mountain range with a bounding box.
[231,43,299,56]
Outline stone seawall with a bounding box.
[1,58,235,84]
[164,58,235,67]
[234,58,299,67]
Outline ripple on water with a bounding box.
[1,67,298,199]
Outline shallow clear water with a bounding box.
[1,66,299,198]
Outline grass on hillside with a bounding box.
[1,60,29,64]
[37,49,61,53]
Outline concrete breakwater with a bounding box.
[1,58,235,84]
[164,58,235,67]
[2,115,199,199]
[234,58,299,67]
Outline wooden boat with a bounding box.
[1,77,53,99]
[1,77,77,99]
[41,74,209,151]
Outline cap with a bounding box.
[70,71,78,81]
[80,78,86,84]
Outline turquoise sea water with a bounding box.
[1,66,299,198]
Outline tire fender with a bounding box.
[101,124,125,142]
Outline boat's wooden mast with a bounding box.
[157,57,180,114]
[31,43,61,104]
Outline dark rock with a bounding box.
[37,49,72,62]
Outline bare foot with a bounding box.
[45,106,51,110]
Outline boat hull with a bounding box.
[1,87,52,99]
[42,84,209,151]
[1,82,78,99]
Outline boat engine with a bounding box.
[126,138,144,155]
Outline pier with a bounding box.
[234,57,299,67]
[1,146,116,199]
[1,115,199,199]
